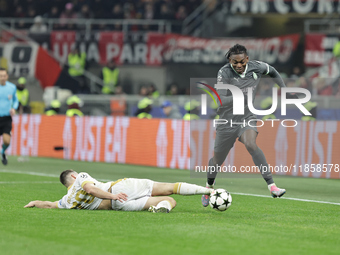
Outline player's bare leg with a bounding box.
[202,148,231,207]
[152,182,212,196]
[145,196,176,213]
[240,129,286,198]
[1,133,11,165]
[149,182,213,212]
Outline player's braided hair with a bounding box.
[60,169,75,186]
[225,44,248,60]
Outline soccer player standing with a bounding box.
[0,68,19,165]
[201,44,287,206]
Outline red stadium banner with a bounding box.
[304,33,339,67]
[46,31,299,66]
[162,33,300,66]
[6,115,340,179]
[146,33,164,66]
[98,32,163,65]
[50,31,76,63]
[98,31,124,65]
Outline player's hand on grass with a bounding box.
[112,192,128,202]
[24,201,36,208]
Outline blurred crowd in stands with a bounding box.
[1,0,202,29]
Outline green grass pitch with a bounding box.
[1,156,340,255]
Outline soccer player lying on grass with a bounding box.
[24,170,213,213]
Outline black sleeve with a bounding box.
[267,65,286,88]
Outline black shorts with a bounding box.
[0,116,12,136]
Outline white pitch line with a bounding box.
[0,169,111,182]
[232,192,340,206]
[0,181,60,184]
[0,169,59,178]
[1,169,339,206]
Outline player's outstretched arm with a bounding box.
[267,65,299,98]
[24,200,58,209]
[83,183,128,202]
[267,65,286,88]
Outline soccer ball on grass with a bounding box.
[209,189,232,211]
